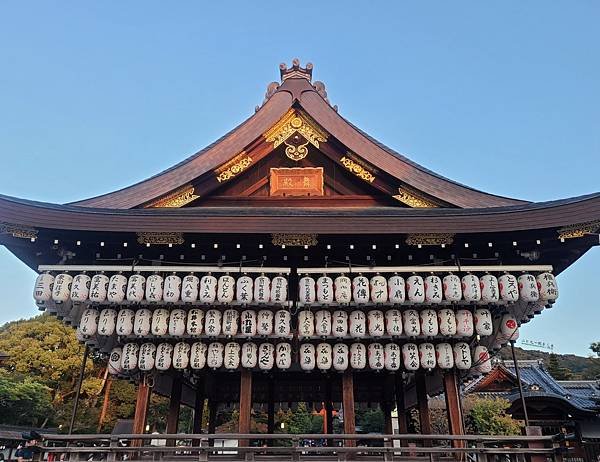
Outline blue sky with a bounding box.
[0,2,598,355]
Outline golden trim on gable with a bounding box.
[146,185,199,208]
[393,189,438,208]
[215,152,253,183]
[557,220,600,240]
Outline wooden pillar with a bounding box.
[394,374,408,436]
[342,371,356,447]
[166,377,182,443]
[444,370,465,448]
[239,370,253,447]
[207,399,218,447]
[267,376,275,436]
[97,375,112,432]
[132,381,151,447]
[192,380,205,446]
[416,373,432,435]
[382,401,393,434]
[325,379,333,436]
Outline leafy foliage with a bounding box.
[464,397,521,435]
[0,370,53,426]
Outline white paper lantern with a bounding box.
[258,343,274,370]
[352,275,370,304]
[350,343,366,369]
[146,274,164,302]
[275,310,291,337]
[52,273,73,303]
[168,342,189,369]
[474,346,492,374]
[241,342,257,368]
[197,274,217,304]
[254,275,271,304]
[164,274,182,303]
[271,276,288,304]
[368,343,385,370]
[108,347,123,375]
[406,275,425,304]
[384,343,401,371]
[190,342,207,369]
[186,309,204,336]
[453,342,472,370]
[89,274,109,303]
[168,309,186,336]
[300,343,315,371]
[133,308,152,336]
[500,313,520,342]
[349,310,367,338]
[98,308,117,336]
[329,310,346,338]
[368,310,385,337]
[151,308,169,336]
[156,343,173,371]
[222,309,239,336]
[435,343,454,369]
[370,275,388,304]
[276,342,292,370]
[334,275,352,304]
[236,275,254,304]
[402,309,421,338]
[537,272,559,302]
[402,343,419,371]
[420,309,439,337]
[70,274,90,303]
[419,343,436,370]
[333,343,349,371]
[217,275,235,303]
[181,274,200,303]
[298,310,315,337]
[121,343,139,371]
[224,342,240,370]
[480,274,499,303]
[315,310,332,337]
[388,275,406,304]
[498,274,519,302]
[474,308,493,336]
[240,310,257,337]
[33,273,54,303]
[138,343,156,371]
[257,310,274,336]
[462,274,481,302]
[442,274,462,302]
[79,308,99,336]
[317,343,333,370]
[385,309,403,336]
[316,276,334,304]
[424,275,443,304]
[455,309,474,337]
[205,309,222,337]
[207,342,224,369]
[126,275,145,303]
[299,276,316,304]
[116,309,135,336]
[438,309,457,336]
[107,274,127,303]
[518,274,540,302]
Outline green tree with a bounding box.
[465,398,521,435]
[546,353,572,380]
[0,370,53,426]
[356,408,384,433]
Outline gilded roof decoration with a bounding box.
[271,233,318,247]
[263,109,328,161]
[393,189,439,208]
[215,153,253,183]
[557,220,600,240]
[0,222,38,239]
[406,233,455,246]
[137,232,185,245]
[339,155,376,183]
[146,185,199,208]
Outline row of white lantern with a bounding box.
[34,273,288,305]
[297,273,558,305]
[79,307,292,338]
[78,306,519,342]
[108,341,492,375]
[297,308,498,338]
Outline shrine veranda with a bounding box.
[1,60,599,438]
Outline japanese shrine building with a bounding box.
[1,59,599,439]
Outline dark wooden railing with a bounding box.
[26,433,567,462]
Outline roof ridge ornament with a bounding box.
[280,58,313,82]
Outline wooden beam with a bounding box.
[166,377,182,443]
[444,370,465,447]
[325,378,333,436]
[192,379,205,447]
[207,399,218,447]
[416,372,432,446]
[394,374,408,445]
[132,381,151,447]
[239,370,253,447]
[342,371,356,447]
